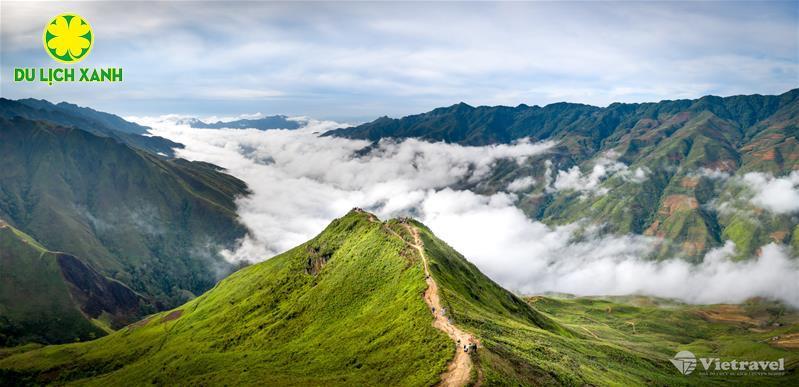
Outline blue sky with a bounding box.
[1,1,797,122]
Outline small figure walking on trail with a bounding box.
[466,336,478,353]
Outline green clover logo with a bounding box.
[43,13,93,63]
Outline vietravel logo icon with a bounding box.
[14,12,122,85]
[670,351,697,375]
[43,13,94,63]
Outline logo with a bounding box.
[14,13,122,85]
[671,350,785,377]
[43,13,93,63]
[670,351,697,375]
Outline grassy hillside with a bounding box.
[2,211,795,385]
[0,211,454,385]
[530,296,799,386]
[0,221,147,346]
[0,116,248,311]
[414,221,680,385]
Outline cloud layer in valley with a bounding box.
[138,117,799,307]
[548,151,648,196]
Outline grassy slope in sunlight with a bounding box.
[0,211,453,386]
[417,220,799,385]
[1,212,797,386]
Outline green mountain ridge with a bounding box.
[327,90,796,148]
[330,89,799,260]
[1,210,796,386]
[15,99,151,135]
[0,115,250,344]
[0,98,183,157]
[0,220,148,346]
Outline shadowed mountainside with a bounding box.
[0,220,148,346]
[0,116,249,317]
[0,98,182,157]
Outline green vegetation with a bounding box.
[416,221,686,385]
[0,211,453,385]
[2,91,795,350]
[2,211,796,386]
[1,90,797,383]
[529,296,799,386]
[0,98,181,156]
[330,89,799,261]
[722,218,760,259]
[0,116,248,313]
[0,223,144,346]
[545,98,798,261]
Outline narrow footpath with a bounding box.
[401,223,475,387]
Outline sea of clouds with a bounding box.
[134,116,799,307]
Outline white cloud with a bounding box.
[137,115,553,259]
[424,197,799,307]
[506,176,535,192]
[742,171,799,214]
[2,2,796,117]
[693,167,731,180]
[138,117,799,307]
[550,151,635,195]
[624,166,650,183]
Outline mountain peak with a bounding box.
[0,210,564,384]
[446,101,474,112]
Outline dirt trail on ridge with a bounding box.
[400,223,475,387]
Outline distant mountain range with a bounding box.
[0,98,183,157]
[327,90,798,149]
[330,89,799,260]
[178,115,301,130]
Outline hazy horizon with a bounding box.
[2,1,797,121]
